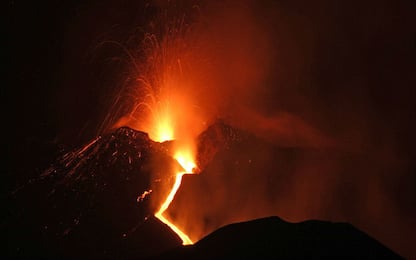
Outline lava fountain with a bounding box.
[109,14,207,245]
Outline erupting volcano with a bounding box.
[5,0,415,258]
[107,16,205,245]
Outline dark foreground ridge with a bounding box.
[155,216,402,259]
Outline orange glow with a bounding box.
[155,148,196,245]
[151,109,174,142]
[174,150,197,173]
[117,22,204,244]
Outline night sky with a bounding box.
[5,0,416,258]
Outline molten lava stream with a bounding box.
[155,153,196,245]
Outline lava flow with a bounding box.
[140,102,198,245]
[149,113,198,245]
[155,150,196,245]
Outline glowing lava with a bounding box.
[148,109,197,245]
[155,147,197,245]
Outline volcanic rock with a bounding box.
[196,119,246,170]
[156,216,401,259]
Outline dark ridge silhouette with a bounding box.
[155,216,402,259]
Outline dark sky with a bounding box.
[6,0,415,155]
[5,0,416,257]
